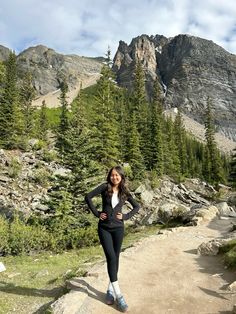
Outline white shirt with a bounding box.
[111,191,119,208]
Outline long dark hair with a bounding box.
[106,165,129,201]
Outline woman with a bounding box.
[85,165,140,312]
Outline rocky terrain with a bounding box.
[0,44,103,108]
[113,34,236,141]
[0,145,236,228]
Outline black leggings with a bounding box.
[98,225,124,282]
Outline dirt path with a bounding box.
[54,219,236,314]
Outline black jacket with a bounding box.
[85,183,140,228]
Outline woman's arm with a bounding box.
[122,194,140,220]
[85,183,107,218]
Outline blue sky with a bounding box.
[0,0,236,57]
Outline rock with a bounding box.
[178,183,188,192]
[0,45,11,61]
[140,206,159,225]
[197,239,228,255]
[0,175,11,183]
[195,205,219,222]
[135,184,146,194]
[158,202,190,222]
[228,281,236,292]
[228,193,236,206]
[233,304,236,314]
[53,167,71,177]
[32,203,49,212]
[16,45,103,108]
[140,190,154,204]
[216,202,235,216]
[0,262,6,272]
[28,138,40,148]
[113,34,236,142]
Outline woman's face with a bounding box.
[110,169,122,187]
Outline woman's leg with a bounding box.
[98,226,118,282]
[111,227,124,276]
[99,226,128,310]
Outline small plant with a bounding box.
[8,157,22,178]
[42,149,58,162]
[32,139,47,151]
[0,216,10,254]
[149,170,161,189]
[32,168,51,187]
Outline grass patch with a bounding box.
[0,223,161,314]
[219,239,236,268]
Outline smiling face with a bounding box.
[110,169,122,187]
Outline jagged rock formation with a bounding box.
[0,45,11,61]
[113,34,236,141]
[1,35,236,141]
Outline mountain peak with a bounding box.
[113,33,236,142]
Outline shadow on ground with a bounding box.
[184,217,236,308]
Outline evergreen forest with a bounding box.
[0,50,235,255]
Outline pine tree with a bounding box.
[204,97,225,184]
[131,60,150,166]
[19,71,36,138]
[38,100,49,140]
[91,49,120,165]
[229,148,236,188]
[0,61,5,85]
[163,116,181,180]
[174,109,188,176]
[0,51,23,148]
[149,80,164,175]
[56,80,70,155]
[114,87,130,161]
[63,88,103,207]
[126,113,145,179]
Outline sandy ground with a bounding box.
[55,218,236,314]
[32,74,100,108]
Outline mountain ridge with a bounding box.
[113,34,236,142]
[0,34,236,147]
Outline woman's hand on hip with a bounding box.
[116,212,123,220]
[99,212,107,220]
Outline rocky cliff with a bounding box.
[1,35,236,142]
[0,44,103,107]
[113,34,236,142]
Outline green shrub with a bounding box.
[42,149,58,162]
[32,168,51,187]
[219,239,236,268]
[149,170,161,189]
[219,239,236,254]
[0,216,10,254]
[8,157,22,178]
[32,140,47,151]
[7,216,51,255]
[70,226,99,249]
[48,220,98,252]
[224,246,236,267]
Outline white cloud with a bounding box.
[0,0,235,57]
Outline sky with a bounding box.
[0,0,236,57]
